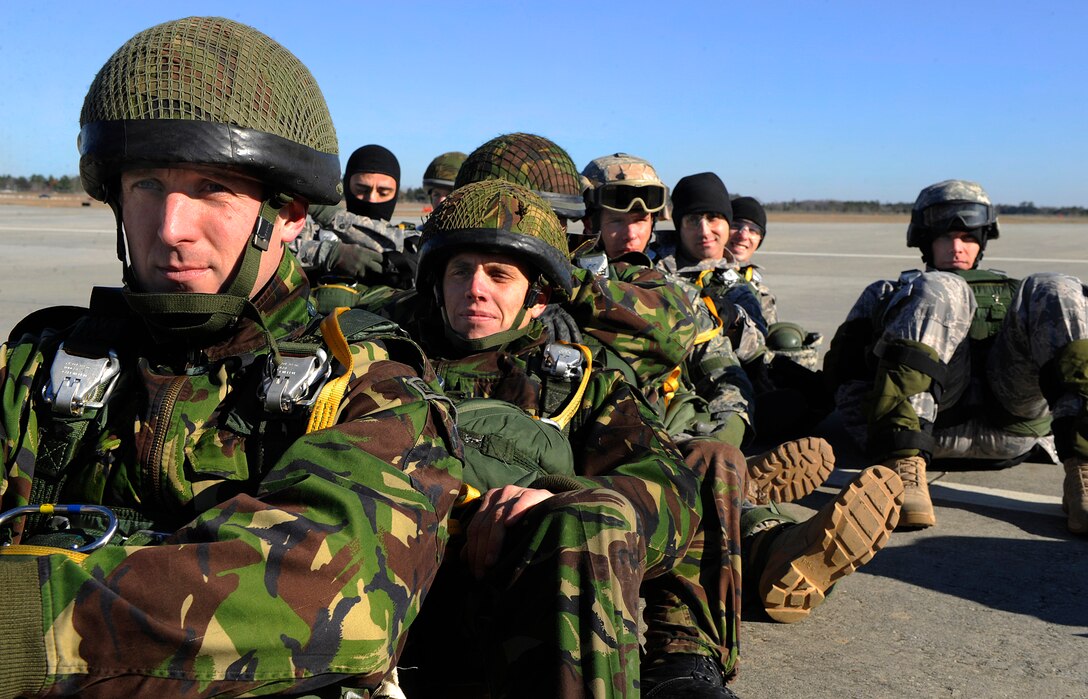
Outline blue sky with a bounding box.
[2,1,1085,206]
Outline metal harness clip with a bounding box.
[42,344,121,417]
[542,343,585,381]
[261,349,332,414]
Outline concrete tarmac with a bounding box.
[1,205,1086,698]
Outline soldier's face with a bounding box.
[442,251,549,339]
[599,209,653,259]
[349,172,397,203]
[679,212,729,261]
[428,186,452,209]
[726,220,764,264]
[931,230,981,271]
[119,166,305,295]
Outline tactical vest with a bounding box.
[955,268,1021,341]
[0,291,424,557]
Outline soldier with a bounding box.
[580,152,900,627]
[651,173,769,362]
[0,17,463,697]
[825,179,1088,533]
[422,150,467,209]
[726,196,775,323]
[344,144,401,222]
[382,179,706,696]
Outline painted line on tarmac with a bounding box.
[0,226,113,233]
[827,468,1065,518]
[758,251,1088,265]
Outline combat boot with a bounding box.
[746,436,835,505]
[1062,457,1088,535]
[756,465,903,623]
[641,654,739,698]
[885,454,935,528]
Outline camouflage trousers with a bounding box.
[641,439,744,680]
[837,271,1087,461]
[399,488,648,698]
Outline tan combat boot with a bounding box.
[758,465,904,623]
[1062,457,1088,535]
[885,455,935,529]
[746,436,835,505]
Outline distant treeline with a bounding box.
[4,174,1086,218]
[763,199,1088,217]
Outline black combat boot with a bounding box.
[641,654,739,698]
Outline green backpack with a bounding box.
[455,398,575,492]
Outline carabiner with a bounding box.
[0,504,119,553]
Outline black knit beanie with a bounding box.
[343,144,401,221]
[730,196,767,239]
[671,172,732,227]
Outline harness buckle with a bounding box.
[42,344,121,417]
[261,349,332,414]
[542,343,585,381]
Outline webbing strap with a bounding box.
[306,307,355,433]
[545,343,593,430]
[695,269,713,289]
[873,338,948,388]
[0,545,88,564]
[662,365,683,409]
[743,266,755,282]
[694,295,725,345]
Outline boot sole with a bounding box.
[747,436,835,505]
[759,466,904,623]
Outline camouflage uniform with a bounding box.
[650,234,768,366]
[826,179,1088,532]
[0,18,463,697]
[383,180,740,696]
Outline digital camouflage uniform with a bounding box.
[379,180,738,696]
[825,180,1088,532]
[0,17,463,697]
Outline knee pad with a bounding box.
[865,337,948,457]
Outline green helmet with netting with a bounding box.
[417,179,573,300]
[79,16,341,205]
[423,151,467,190]
[454,133,586,220]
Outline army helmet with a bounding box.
[423,151,468,190]
[417,179,574,300]
[907,180,1000,263]
[454,133,586,220]
[78,16,341,205]
[582,153,668,214]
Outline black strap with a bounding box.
[873,338,948,388]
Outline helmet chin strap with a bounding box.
[114,194,289,346]
[438,280,543,353]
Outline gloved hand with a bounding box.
[324,241,383,280]
[537,304,583,344]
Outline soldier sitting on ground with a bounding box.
[825,179,1088,534]
[0,16,464,697]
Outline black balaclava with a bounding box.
[343,144,401,221]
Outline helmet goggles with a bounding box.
[920,201,994,232]
[594,183,667,213]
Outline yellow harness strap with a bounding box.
[0,545,88,564]
[544,343,593,429]
[693,295,724,345]
[306,307,356,433]
[662,365,683,408]
[743,266,755,282]
[695,269,713,289]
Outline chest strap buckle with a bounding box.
[261,349,332,414]
[42,344,121,417]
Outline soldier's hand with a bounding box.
[326,242,384,280]
[537,304,583,344]
[464,485,554,580]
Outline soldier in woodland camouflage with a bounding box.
[0,17,463,697]
[377,179,708,696]
[422,150,467,209]
[825,179,1088,534]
